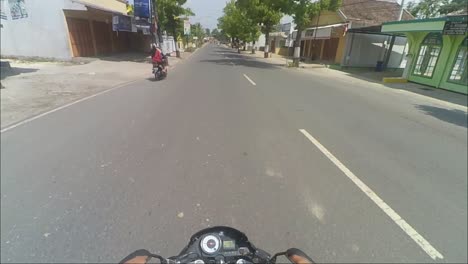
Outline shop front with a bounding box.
[382,15,467,94]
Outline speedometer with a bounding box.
[200,235,221,254]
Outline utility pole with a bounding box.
[383,0,405,70]
[398,0,405,21]
[152,0,164,49]
[312,9,321,60]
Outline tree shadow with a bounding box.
[1,67,38,80]
[199,58,284,69]
[206,46,286,69]
[416,105,467,128]
[338,68,468,107]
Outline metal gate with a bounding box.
[93,21,113,55]
[66,18,94,57]
[322,38,339,61]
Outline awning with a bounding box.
[382,15,467,33]
[270,32,287,38]
[305,23,347,30]
[71,0,127,15]
[348,25,404,36]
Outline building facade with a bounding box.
[291,0,413,68]
[382,15,467,94]
[1,0,151,59]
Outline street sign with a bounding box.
[112,15,132,32]
[134,0,151,19]
[184,20,191,35]
[443,21,467,35]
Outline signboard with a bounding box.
[184,20,190,35]
[134,0,150,19]
[443,21,468,35]
[423,33,442,45]
[8,0,27,20]
[281,23,291,33]
[112,15,132,32]
[1,0,7,20]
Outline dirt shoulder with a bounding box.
[0,52,189,129]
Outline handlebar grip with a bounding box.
[285,248,315,264]
[119,249,152,264]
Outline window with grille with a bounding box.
[448,38,467,85]
[413,33,442,78]
[305,29,315,37]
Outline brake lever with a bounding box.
[168,253,199,264]
[148,253,168,264]
[269,251,287,264]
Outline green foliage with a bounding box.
[155,0,194,39]
[190,22,206,45]
[218,0,260,43]
[406,0,442,18]
[439,0,467,14]
[407,0,466,18]
[237,0,282,34]
[283,0,342,31]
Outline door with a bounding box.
[93,21,112,55]
[322,38,339,61]
[66,18,94,57]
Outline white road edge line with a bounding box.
[299,129,444,260]
[1,80,139,134]
[243,74,256,86]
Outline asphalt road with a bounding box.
[1,44,467,263]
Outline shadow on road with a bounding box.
[199,58,282,69]
[1,67,38,80]
[146,77,157,82]
[416,105,467,128]
[203,46,285,69]
[339,68,468,108]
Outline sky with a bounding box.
[128,0,293,30]
[184,0,228,30]
[183,0,292,29]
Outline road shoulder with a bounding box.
[238,49,467,112]
[0,52,194,130]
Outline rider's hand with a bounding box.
[119,249,151,264]
[286,248,315,264]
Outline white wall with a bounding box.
[256,34,265,48]
[0,0,84,59]
[342,33,407,68]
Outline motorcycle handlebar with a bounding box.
[120,249,314,264]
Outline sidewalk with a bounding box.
[238,48,467,110]
[244,49,327,69]
[0,52,190,128]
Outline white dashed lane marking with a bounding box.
[299,128,444,260]
[243,74,256,86]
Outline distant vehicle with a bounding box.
[152,63,167,80]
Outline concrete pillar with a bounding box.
[88,18,98,56]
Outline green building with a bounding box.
[382,15,467,94]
